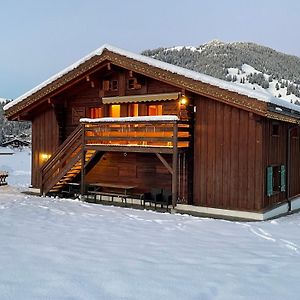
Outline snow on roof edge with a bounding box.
[4,43,300,114]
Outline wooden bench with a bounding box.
[0,172,8,186]
[88,191,129,203]
[87,191,144,206]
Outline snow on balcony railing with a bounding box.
[80,115,179,123]
[81,115,189,149]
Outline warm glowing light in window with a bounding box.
[110,105,121,118]
[128,103,139,117]
[90,107,103,118]
[148,105,162,116]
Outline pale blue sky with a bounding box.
[0,0,299,99]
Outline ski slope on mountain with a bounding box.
[227,64,300,104]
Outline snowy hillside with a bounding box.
[143,40,300,105]
[1,148,300,299]
[227,64,300,104]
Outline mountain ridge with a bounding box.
[142,40,300,104]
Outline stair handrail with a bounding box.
[40,124,83,195]
[42,151,82,195]
[41,124,82,174]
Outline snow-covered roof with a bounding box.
[80,115,179,123]
[4,44,300,114]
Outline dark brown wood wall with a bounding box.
[263,120,300,207]
[85,152,172,193]
[31,108,59,187]
[262,120,287,207]
[193,95,264,211]
[64,83,100,137]
[147,78,181,94]
[289,127,300,197]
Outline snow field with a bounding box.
[1,148,300,299]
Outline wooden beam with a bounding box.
[47,98,55,108]
[172,123,178,208]
[84,145,174,154]
[80,124,86,196]
[107,63,111,70]
[155,153,173,175]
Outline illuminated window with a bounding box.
[89,107,103,119]
[110,105,121,118]
[128,104,139,117]
[148,104,163,116]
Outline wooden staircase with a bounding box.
[40,125,97,195]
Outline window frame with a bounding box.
[266,165,286,197]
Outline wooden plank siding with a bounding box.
[193,95,264,211]
[85,152,172,193]
[31,108,59,187]
[262,120,287,207]
[262,120,300,207]
[289,127,300,197]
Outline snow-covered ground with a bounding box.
[1,148,300,299]
[0,147,31,187]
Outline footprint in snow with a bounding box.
[249,227,276,242]
[280,239,299,253]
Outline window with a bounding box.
[109,80,118,91]
[266,165,286,197]
[103,80,118,91]
[89,107,103,119]
[127,78,141,90]
[128,78,136,90]
[110,105,120,118]
[128,104,139,117]
[148,104,163,116]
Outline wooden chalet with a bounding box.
[5,44,300,220]
[1,138,30,148]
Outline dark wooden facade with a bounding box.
[193,96,264,211]
[5,46,300,214]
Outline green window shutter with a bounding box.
[280,165,286,192]
[267,166,273,197]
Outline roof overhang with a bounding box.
[267,103,300,124]
[102,92,180,104]
[4,44,300,124]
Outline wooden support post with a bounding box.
[80,124,86,197]
[172,122,178,208]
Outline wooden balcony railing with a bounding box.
[81,116,191,150]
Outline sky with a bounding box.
[0,0,299,99]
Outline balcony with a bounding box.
[80,115,191,153]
